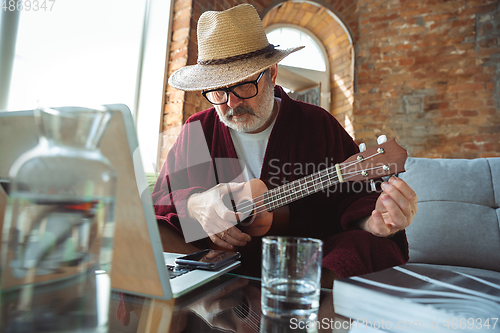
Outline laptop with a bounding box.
[0,104,240,299]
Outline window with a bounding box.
[266,25,329,109]
[266,27,326,72]
[4,0,173,173]
[8,0,146,110]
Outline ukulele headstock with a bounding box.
[339,139,407,182]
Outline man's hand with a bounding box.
[359,176,417,237]
[187,182,252,250]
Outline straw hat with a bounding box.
[168,4,303,91]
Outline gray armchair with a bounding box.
[399,157,500,274]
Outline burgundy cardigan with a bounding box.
[152,86,408,278]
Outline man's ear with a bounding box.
[269,64,278,85]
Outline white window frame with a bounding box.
[135,0,174,174]
[0,10,20,110]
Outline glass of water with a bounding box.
[261,236,323,319]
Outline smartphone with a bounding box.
[174,249,241,271]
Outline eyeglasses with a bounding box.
[202,71,266,105]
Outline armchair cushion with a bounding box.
[398,157,500,272]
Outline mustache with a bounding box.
[227,106,257,119]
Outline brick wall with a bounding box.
[161,0,191,163]
[355,0,500,158]
[160,0,500,168]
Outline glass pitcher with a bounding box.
[1,106,116,332]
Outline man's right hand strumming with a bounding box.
[187,182,252,250]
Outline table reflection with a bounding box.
[110,274,346,333]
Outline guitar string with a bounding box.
[235,156,364,211]
[235,165,388,218]
[234,150,382,213]
[229,293,261,332]
[232,151,380,214]
[233,306,261,332]
[265,164,385,210]
[232,152,381,214]
[233,163,379,218]
[241,167,384,217]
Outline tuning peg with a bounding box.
[359,143,366,152]
[377,135,387,144]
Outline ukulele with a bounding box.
[221,139,407,238]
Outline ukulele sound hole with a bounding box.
[237,199,255,226]
[223,195,254,225]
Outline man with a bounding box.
[152,4,417,286]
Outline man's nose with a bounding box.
[226,92,243,108]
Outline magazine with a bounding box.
[333,264,500,332]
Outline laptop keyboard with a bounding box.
[167,264,194,279]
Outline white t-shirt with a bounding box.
[229,98,281,180]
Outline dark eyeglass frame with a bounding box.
[202,70,266,105]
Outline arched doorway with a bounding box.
[266,25,329,110]
[262,1,355,138]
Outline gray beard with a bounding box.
[216,83,275,133]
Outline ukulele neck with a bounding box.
[263,167,337,211]
[262,139,407,211]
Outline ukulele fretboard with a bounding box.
[264,166,339,211]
